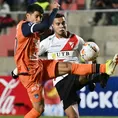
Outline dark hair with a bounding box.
[55,13,65,18]
[26,4,44,14]
[37,0,48,2]
[87,38,96,42]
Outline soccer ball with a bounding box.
[80,42,100,61]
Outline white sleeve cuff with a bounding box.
[31,23,36,33]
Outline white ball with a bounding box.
[80,42,100,61]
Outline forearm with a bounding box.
[48,8,58,26]
[33,8,58,32]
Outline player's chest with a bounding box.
[48,37,78,52]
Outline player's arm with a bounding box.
[33,8,58,32]
[22,9,58,37]
[76,35,85,53]
[12,37,50,78]
[12,37,18,79]
[11,38,49,79]
[74,35,85,63]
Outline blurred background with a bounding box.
[0,0,118,118]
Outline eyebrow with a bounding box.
[56,21,65,23]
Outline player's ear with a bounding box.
[26,13,30,19]
[52,24,54,28]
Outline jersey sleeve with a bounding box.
[76,35,85,53]
[22,8,58,37]
[21,21,36,37]
[32,8,58,33]
[39,37,51,55]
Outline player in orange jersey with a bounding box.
[14,2,118,118]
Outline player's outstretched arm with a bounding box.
[22,2,60,37]
[33,1,60,32]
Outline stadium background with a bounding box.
[1,0,118,118]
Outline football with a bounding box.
[80,42,100,61]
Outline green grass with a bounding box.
[1,116,118,118]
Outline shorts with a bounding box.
[19,59,58,103]
[55,74,81,110]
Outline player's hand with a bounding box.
[113,53,118,63]
[105,54,118,75]
[79,55,86,63]
[51,1,60,9]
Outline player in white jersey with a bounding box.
[39,13,85,118]
[39,13,110,118]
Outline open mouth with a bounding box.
[60,29,65,31]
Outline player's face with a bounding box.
[26,11,43,23]
[52,17,67,38]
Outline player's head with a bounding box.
[26,4,44,23]
[52,13,67,38]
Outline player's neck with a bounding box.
[55,31,69,39]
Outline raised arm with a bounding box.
[22,2,60,37]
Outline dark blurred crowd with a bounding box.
[0,0,118,33]
[0,0,16,32]
[0,0,85,33]
[89,0,118,26]
[3,0,85,11]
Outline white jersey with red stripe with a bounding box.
[39,32,85,85]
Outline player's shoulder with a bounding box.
[40,34,55,46]
[75,34,83,40]
[42,34,55,42]
[46,33,55,40]
[17,20,33,27]
[17,20,27,29]
[17,20,26,25]
[69,31,84,41]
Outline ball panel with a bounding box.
[80,42,99,61]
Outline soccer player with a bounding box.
[38,13,112,118]
[39,13,84,118]
[14,2,118,118]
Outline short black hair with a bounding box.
[87,38,96,42]
[55,13,65,18]
[26,4,44,14]
[37,0,48,2]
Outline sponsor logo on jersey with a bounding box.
[48,51,76,59]
[69,42,74,48]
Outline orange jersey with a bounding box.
[14,20,40,74]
